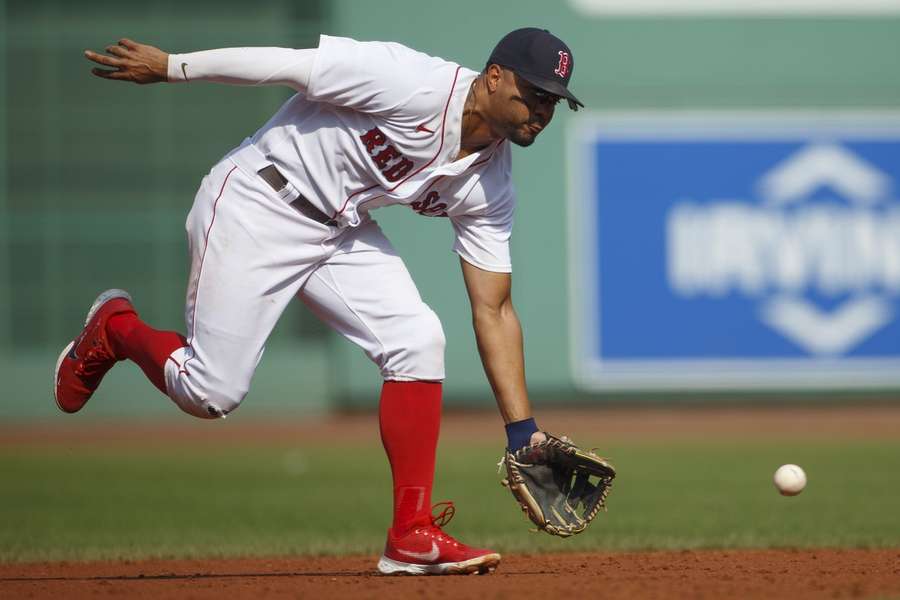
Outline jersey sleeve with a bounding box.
[306,35,452,116]
[167,47,315,90]
[450,189,516,273]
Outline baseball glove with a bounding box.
[500,434,616,537]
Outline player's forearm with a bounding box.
[471,302,532,424]
[167,47,316,90]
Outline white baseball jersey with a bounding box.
[170,36,517,273]
[159,36,520,418]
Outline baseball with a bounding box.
[773,464,807,496]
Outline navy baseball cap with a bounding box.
[487,27,583,111]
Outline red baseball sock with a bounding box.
[106,312,187,395]
[379,380,442,536]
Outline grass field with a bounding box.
[3,409,899,564]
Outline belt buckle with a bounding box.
[258,164,287,192]
[260,164,337,227]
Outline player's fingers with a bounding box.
[91,67,131,81]
[83,49,124,68]
[106,44,130,58]
[118,38,139,50]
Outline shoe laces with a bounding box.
[74,339,115,378]
[412,502,461,547]
[430,501,455,527]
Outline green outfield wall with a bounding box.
[2,0,899,418]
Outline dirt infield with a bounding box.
[4,404,900,448]
[2,549,899,599]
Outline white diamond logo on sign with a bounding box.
[757,144,895,355]
[757,143,890,207]
[759,294,892,356]
[569,112,900,390]
[668,141,900,357]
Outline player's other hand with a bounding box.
[84,39,168,84]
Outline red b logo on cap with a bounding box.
[554,51,570,78]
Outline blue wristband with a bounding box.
[505,417,539,451]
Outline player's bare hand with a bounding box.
[84,38,168,84]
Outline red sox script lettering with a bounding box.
[410,190,448,217]
[554,51,570,78]
[359,127,415,182]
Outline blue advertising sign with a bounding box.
[567,113,900,390]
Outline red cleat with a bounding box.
[377,502,501,575]
[53,289,135,413]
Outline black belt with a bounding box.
[257,165,337,227]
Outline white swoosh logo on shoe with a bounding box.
[396,541,439,562]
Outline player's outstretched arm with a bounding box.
[461,264,616,536]
[84,39,168,84]
[459,257,534,425]
[85,39,315,90]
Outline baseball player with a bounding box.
[59,28,584,575]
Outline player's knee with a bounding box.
[168,380,246,420]
[382,309,446,380]
[406,309,446,368]
[163,350,251,419]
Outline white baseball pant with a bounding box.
[163,150,445,419]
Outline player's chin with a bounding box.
[508,128,537,147]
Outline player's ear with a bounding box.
[484,64,504,94]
